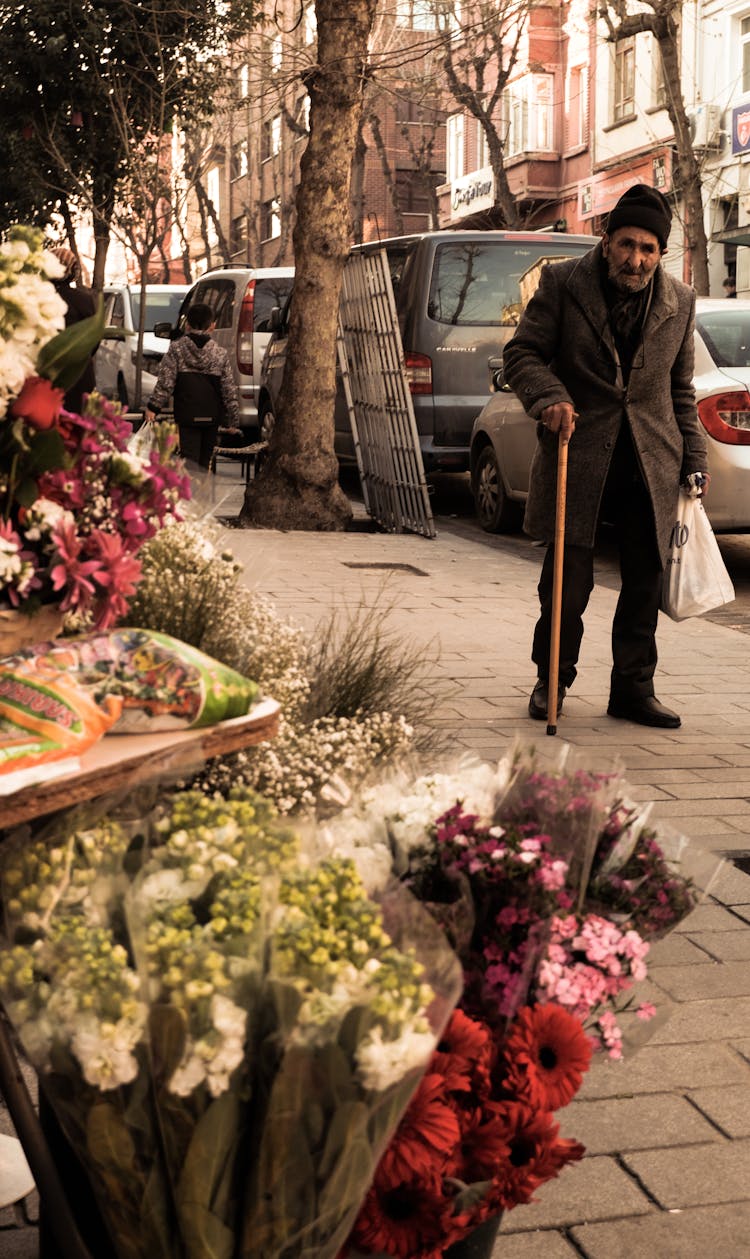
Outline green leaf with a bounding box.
[86,1099,138,1174]
[36,296,106,389]
[149,1003,187,1084]
[176,1092,241,1226]
[23,428,67,474]
[15,476,41,508]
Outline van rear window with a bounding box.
[427,241,591,327]
[190,278,236,329]
[254,278,294,331]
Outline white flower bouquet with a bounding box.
[0,787,461,1259]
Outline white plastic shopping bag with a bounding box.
[661,492,735,621]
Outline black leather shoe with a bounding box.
[529,678,566,721]
[607,695,681,729]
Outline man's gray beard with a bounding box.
[607,260,652,293]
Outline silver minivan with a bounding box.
[259,230,593,472]
[163,266,294,435]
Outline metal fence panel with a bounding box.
[337,250,436,538]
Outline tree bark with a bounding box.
[242,0,377,531]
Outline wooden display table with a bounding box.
[0,698,280,1259]
[0,697,280,828]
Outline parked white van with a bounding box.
[95,284,190,411]
[163,267,294,435]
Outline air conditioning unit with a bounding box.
[687,104,723,150]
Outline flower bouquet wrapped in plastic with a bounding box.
[322,740,724,1256]
[0,783,462,1259]
[0,812,175,1259]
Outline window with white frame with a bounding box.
[236,63,249,103]
[566,65,586,148]
[613,36,635,122]
[261,198,281,240]
[741,16,750,93]
[271,34,282,71]
[206,167,220,246]
[446,113,464,181]
[503,75,554,156]
[653,25,678,108]
[477,113,490,168]
[261,114,282,160]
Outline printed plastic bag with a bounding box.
[661,492,735,621]
[6,629,260,733]
[0,666,122,783]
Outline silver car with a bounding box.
[469,296,750,533]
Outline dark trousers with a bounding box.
[531,424,663,700]
[177,421,219,469]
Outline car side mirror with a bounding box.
[153,321,172,339]
[488,356,511,392]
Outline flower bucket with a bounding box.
[0,605,64,658]
[443,1214,503,1259]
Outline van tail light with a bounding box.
[404,351,432,395]
[698,391,750,445]
[237,279,256,374]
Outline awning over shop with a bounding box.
[711,224,750,246]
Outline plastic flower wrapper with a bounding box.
[124,787,299,1259]
[587,797,726,940]
[493,739,626,912]
[0,804,175,1259]
[237,855,462,1259]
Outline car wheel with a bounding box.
[117,374,129,410]
[259,401,275,445]
[473,444,521,533]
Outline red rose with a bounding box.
[10,376,65,430]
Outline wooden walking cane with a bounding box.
[547,429,569,736]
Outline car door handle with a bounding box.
[488,356,511,392]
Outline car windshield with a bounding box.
[696,310,750,368]
[428,241,592,327]
[132,290,187,331]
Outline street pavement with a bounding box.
[3,470,750,1257]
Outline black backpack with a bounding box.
[173,371,224,426]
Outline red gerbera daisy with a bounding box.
[348,1170,455,1259]
[432,1008,492,1094]
[444,1098,513,1183]
[501,1004,592,1110]
[492,1100,584,1210]
[379,1073,461,1185]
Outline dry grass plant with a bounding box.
[301,587,449,754]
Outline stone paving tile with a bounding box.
[647,934,714,966]
[560,1094,719,1154]
[682,930,750,962]
[496,1156,651,1231]
[709,865,750,903]
[653,797,750,816]
[646,996,750,1044]
[488,1230,580,1258]
[571,1202,750,1258]
[576,1043,750,1100]
[623,1140,750,1208]
[689,1083,750,1137]
[674,903,750,932]
[652,960,750,1001]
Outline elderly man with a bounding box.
[504,184,709,729]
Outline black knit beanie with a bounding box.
[606,184,672,250]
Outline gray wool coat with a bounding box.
[502,242,708,568]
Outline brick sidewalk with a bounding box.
[228,517,750,1259]
[3,504,750,1258]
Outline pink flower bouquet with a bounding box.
[0,226,190,630]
